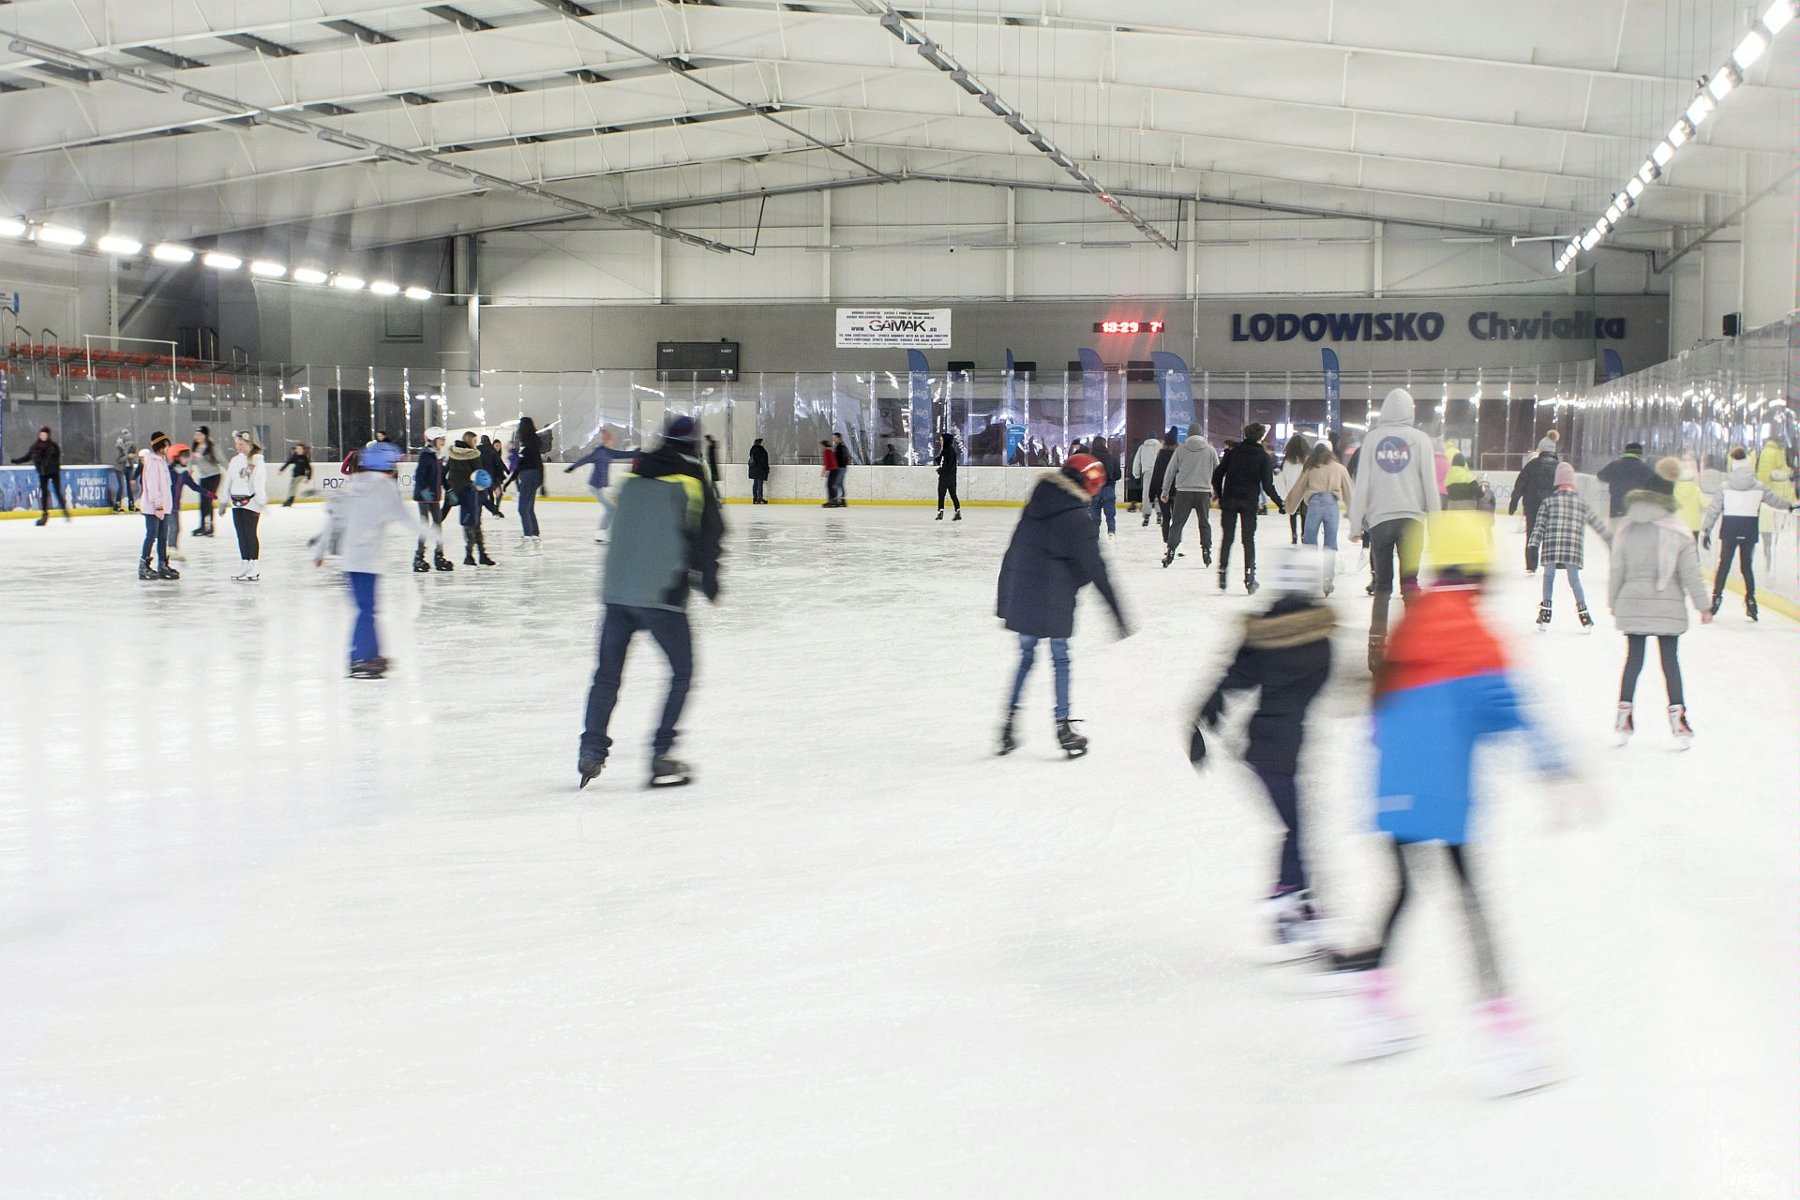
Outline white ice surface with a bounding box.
[0,499,1794,1198]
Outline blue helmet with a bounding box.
[360,441,402,473]
[472,468,493,488]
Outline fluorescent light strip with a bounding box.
[0,217,27,238]
[292,268,328,285]
[369,280,400,296]
[330,275,366,291]
[36,224,85,247]
[404,286,433,301]
[249,260,287,278]
[152,243,196,264]
[204,252,242,270]
[97,234,143,255]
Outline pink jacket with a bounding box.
[139,448,172,515]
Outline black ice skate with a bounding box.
[138,557,156,581]
[1709,593,1723,616]
[997,707,1019,756]
[156,564,180,581]
[476,532,497,566]
[433,549,455,572]
[1746,596,1759,622]
[1576,604,1594,631]
[349,658,387,679]
[952,510,962,521]
[1245,569,1259,595]
[649,756,692,788]
[413,547,431,573]
[1161,547,1175,568]
[1055,718,1088,759]
[1216,566,1228,592]
[935,509,944,521]
[578,758,605,790]
[1535,601,1552,631]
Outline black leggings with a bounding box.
[1252,766,1306,893]
[1217,505,1259,571]
[39,472,69,517]
[1713,530,1757,602]
[1619,633,1683,705]
[231,506,261,561]
[1373,840,1501,998]
[937,471,959,511]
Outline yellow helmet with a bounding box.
[1426,509,1493,577]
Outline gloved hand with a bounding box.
[1702,532,1712,550]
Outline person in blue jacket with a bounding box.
[566,428,638,542]
[412,427,454,572]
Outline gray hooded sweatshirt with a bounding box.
[1161,435,1220,498]
[1348,388,1441,531]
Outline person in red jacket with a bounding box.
[819,439,839,508]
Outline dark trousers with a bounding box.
[1370,840,1503,999]
[516,468,542,536]
[1522,504,1542,572]
[1090,483,1116,533]
[347,571,379,662]
[197,475,221,532]
[580,604,694,762]
[1620,634,1684,705]
[1288,513,1300,544]
[829,468,846,503]
[1252,765,1306,893]
[169,476,186,546]
[1217,505,1259,572]
[139,513,168,566]
[1366,516,1423,641]
[1713,527,1757,602]
[231,506,260,560]
[751,478,765,503]
[38,472,70,518]
[1165,491,1211,555]
[937,470,960,511]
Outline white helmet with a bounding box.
[424,426,447,443]
[1263,544,1327,598]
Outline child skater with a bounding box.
[1528,461,1610,631]
[1325,511,1570,1096]
[1611,458,1712,745]
[316,441,418,679]
[1187,545,1334,957]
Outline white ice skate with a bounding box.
[1259,891,1329,964]
[1666,705,1694,751]
[1341,969,1421,1062]
[1477,996,1560,1097]
[1612,702,1634,747]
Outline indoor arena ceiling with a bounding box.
[0,0,1794,254]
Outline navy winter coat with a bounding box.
[996,470,1126,639]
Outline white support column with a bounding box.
[653,215,665,304]
[1005,188,1017,302]
[1371,222,1385,299]
[821,191,832,301]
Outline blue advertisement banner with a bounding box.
[1003,348,1018,420]
[1602,348,1624,381]
[1,466,117,512]
[1149,351,1195,433]
[1321,347,1342,435]
[1077,348,1106,434]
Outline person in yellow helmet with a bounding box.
[1671,463,1704,543]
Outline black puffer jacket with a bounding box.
[1212,441,1283,512]
[996,470,1127,639]
[12,437,61,476]
[1509,450,1558,516]
[1197,597,1334,772]
[1147,444,1178,499]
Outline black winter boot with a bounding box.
[997,707,1019,756]
[1747,596,1759,622]
[1055,719,1088,759]
[156,564,180,580]
[463,530,477,566]
[1245,569,1259,595]
[476,531,497,566]
[1576,604,1594,631]
[1536,601,1552,631]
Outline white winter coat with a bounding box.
[1131,438,1160,484]
[225,452,269,514]
[323,473,419,573]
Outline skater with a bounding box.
[704,434,722,490]
[831,431,851,506]
[412,427,454,572]
[1146,429,1179,533]
[1130,435,1160,519]
[1672,462,1704,545]
[224,431,268,581]
[1702,445,1795,621]
[934,430,962,520]
[113,430,140,513]
[747,437,771,504]
[576,416,723,790]
[12,426,71,524]
[1212,423,1284,593]
[1283,442,1352,595]
[166,443,191,561]
[1528,462,1610,631]
[477,436,507,518]
[190,426,224,536]
[1277,434,1310,544]
[880,443,900,467]
[1347,389,1441,668]
[1159,429,1218,568]
[316,441,418,679]
[1596,441,1655,519]
[1759,468,1793,573]
[1187,546,1333,956]
[994,454,1131,759]
[1326,512,1568,1093]
[1508,434,1560,573]
[1088,434,1119,537]
[508,415,546,551]
[136,433,178,581]
[444,433,495,566]
[1612,458,1712,745]
[567,429,639,533]
[818,440,838,507]
[279,442,313,506]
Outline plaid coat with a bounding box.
[1528,489,1610,568]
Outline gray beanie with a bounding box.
[1537,437,1557,454]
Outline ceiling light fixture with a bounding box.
[97,234,143,255]
[0,217,27,238]
[152,242,196,264]
[249,260,287,277]
[36,224,86,247]
[292,267,329,285]
[1764,0,1797,35]
[369,281,401,296]
[203,252,242,270]
[1731,26,1770,69]
[404,286,434,301]
[330,275,366,291]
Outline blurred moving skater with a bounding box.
[567,428,639,534]
[1188,545,1333,956]
[577,416,724,791]
[1087,434,1120,538]
[1326,512,1568,1096]
[12,426,70,525]
[995,453,1130,760]
[1129,434,1160,518]
[934,430,962,521]
[318,441,418,679]
[225,430,268,581]
[1284,442,1352,595]
[1277,433,1310,544]
[1611,457,1712,746]
[190,426,224,536]
[279,442,313,507]
[1528,462,1609,631]
[1347,389,1441,668]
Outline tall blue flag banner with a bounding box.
[1077,348,1107,443]
[1602,348,1623,381]
[1150,350,1195,433]
[1321,347,1342,435]
[1003,348,1018,421]
[907,349,933,460]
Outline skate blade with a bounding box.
[1061,747,1089,759]
[1342,1025,1422,1063]
[649,775,692,788]
[1483,1060,1563,1098]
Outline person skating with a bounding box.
[279,442,313,507]
[1146,428,1179,535]
[12,426,71,525]
[704,434,722,491]
[1611,458,1712,746]
[477,435,507,518]
[507,416,546,552]
[747,437,771,504]
[113,429,140,514]
[1212,423,1285,593]
[1701,445,1795,621]
[934,430,962,521]
[1187,545,1334,957]
[576,415,723,790]
[1759,467,1793,573]
[567,429,638,536]
[137,432,178,581]
[1159,430,1218,568]
[1284,442,1352,595]
[994,454,1131,759]
[831,431,851,506]
[1324,511,1568,1094]
[880,443,900,466]
[1528,462,1609,631]
[1347,388,1441,669]
[316,441,419,679]
[1508,434,1560,573]
[189,427,224,536]
[443,432,495,566]
[1130,435,1160,521]
[1277,434,1310,545]
[166,443,191,561]
[818,440,838,507]
[1596,441,1655,519]
[1672,462,1704,545]
[224,431,268,581]
[1088,434,1120,538]
[412,427,453,572]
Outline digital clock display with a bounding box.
[1093,319,1165,334]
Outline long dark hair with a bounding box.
[516,416,539,451]
[1283,434,1311,465]
[1304,442,1336,470]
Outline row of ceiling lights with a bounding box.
[0,215,433,298]
[1557,0,1794,272]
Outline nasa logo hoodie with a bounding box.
[1348,388,1442,531]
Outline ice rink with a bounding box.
[2,494,1794,1198]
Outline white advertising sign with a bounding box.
[835,308,952,348]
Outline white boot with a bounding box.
[230,558,249,580]
[1667,704,1693,750]
[241,559,260,581]
[1612,702,1634,747]
[1341,968,1421,1062]
[1477,995,1559,1097]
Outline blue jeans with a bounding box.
[1090,483,1117,534]
[1541,564,1587,606]
[1301,493,1340,551]
[581,604,694,761]
[752,478,765,503]
[347,571,380,662]
[1008,634,1071,720]
[516,468,542,536]
[139,513,168,566]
